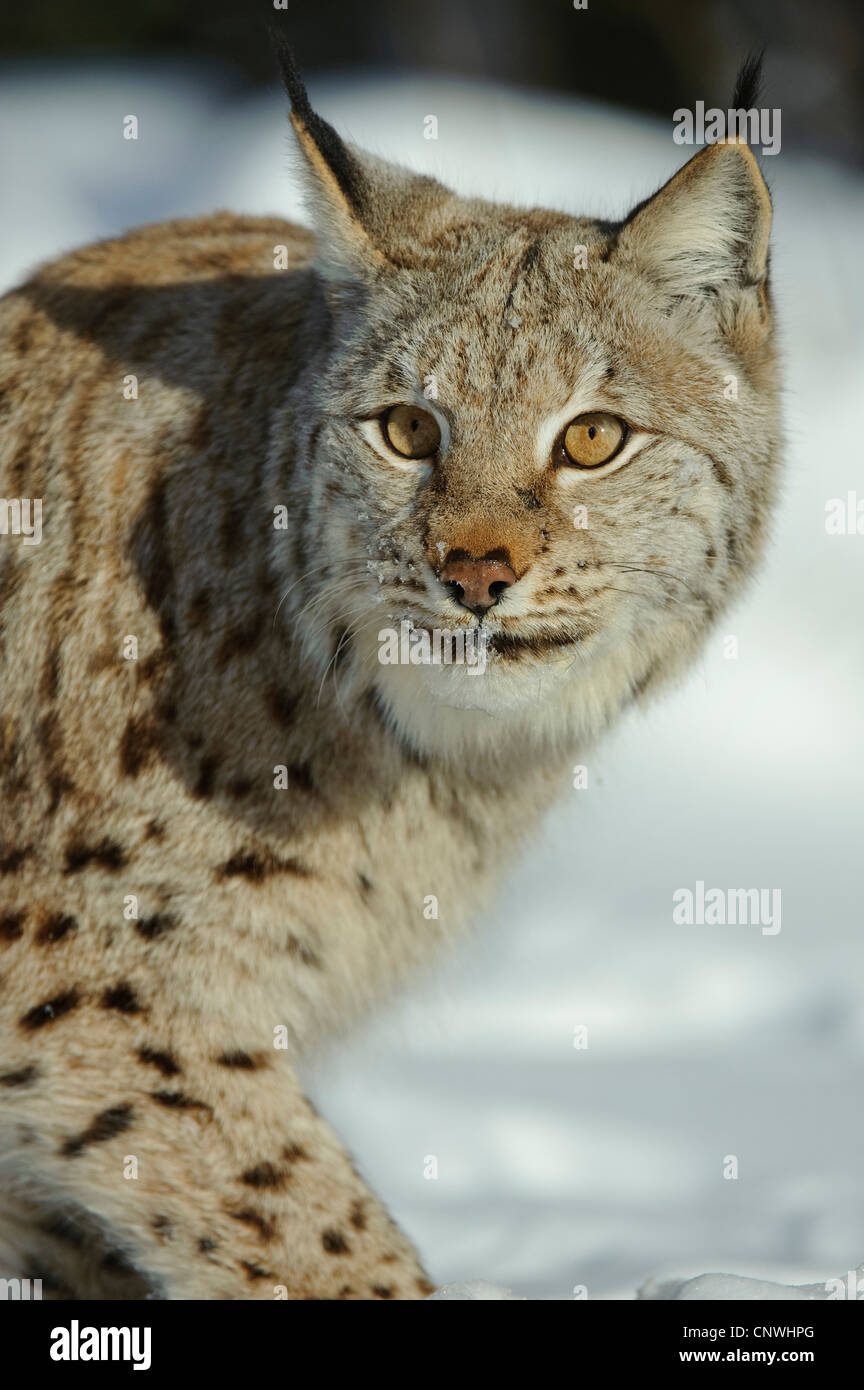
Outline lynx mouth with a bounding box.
[407,618,589,661]
[487,629,587,659]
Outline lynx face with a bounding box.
[274,72,779,747]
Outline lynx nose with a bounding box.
[438,552,517,615]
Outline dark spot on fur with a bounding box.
[130,477,176,642]
[371,1284,394,1298]
[322,1229,350,1255]
[216,612,265,668]
[120,715,161,778]
[195,755,220,798]
[0,911,25,942]
[144,818,165,842]
[629,663,660,701]
[102,982,142,1014]
[188,588,212,628]
[241,1163,288,1190]
[219,851,267,881]
[267,684,297,726]
[9,314,35,355]
[30,1265,72,1296]
[349,1201,367,1231]
[0,1064,39,1087]
[20,989,80,1031]
[285,934,321,968]
[198,1236,218,1254]
[137,1046,181,1077]
[218,849,312,882]
[216,1050,261,1070]
[64,839,127,873]
[61,1103,134,1157]
[41,646,61,702]
[152,1214,173,1240]
[229,1208,276,1240]
[282,1143,308,1164]
[710,455,734,490]
[286,761,316,794]
[101,1248,138,1276]
[139,649,167,683]
[150,1090,213,1116]
[219,494,246,568]
[515,487,540,510]
[37,913,78,945]
[240,1259,274,1281]
[227,776,254,799]
[135,912,178,941]
[356,872,373,898]
[41,1213,87,1247]
[0,846,32,873]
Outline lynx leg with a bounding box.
[0,1024,433,1301]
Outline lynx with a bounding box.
[0,45,778,1298]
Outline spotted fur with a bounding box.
[0,52,779,1299]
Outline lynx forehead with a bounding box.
[0,42,779,1302]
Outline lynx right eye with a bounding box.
[382,404,441,460]
[558,412,627,469]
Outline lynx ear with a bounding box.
[612,138,772,298]
[272,33,450,286]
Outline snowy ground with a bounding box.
[2,62,862,1301]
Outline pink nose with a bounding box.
[438,552,517,615]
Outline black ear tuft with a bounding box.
[731,50,765,111]
[269,28,313,122]
[268,25,366,216]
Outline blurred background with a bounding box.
[1,1,862,1298]
[1,0,862,165]
[2,0,863,282]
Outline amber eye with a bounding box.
[560,412,627,468]
[382,404,441,459]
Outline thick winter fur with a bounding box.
[0,52,780,1298]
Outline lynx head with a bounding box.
[271,42,780,763]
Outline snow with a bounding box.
[427,1280,525,1301]
[640,1267,864,1301]
[2,61,862,1302]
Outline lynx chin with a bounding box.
[0,42,779,1299]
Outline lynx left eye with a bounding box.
[559,412,626,468]
[382,404,441,459]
